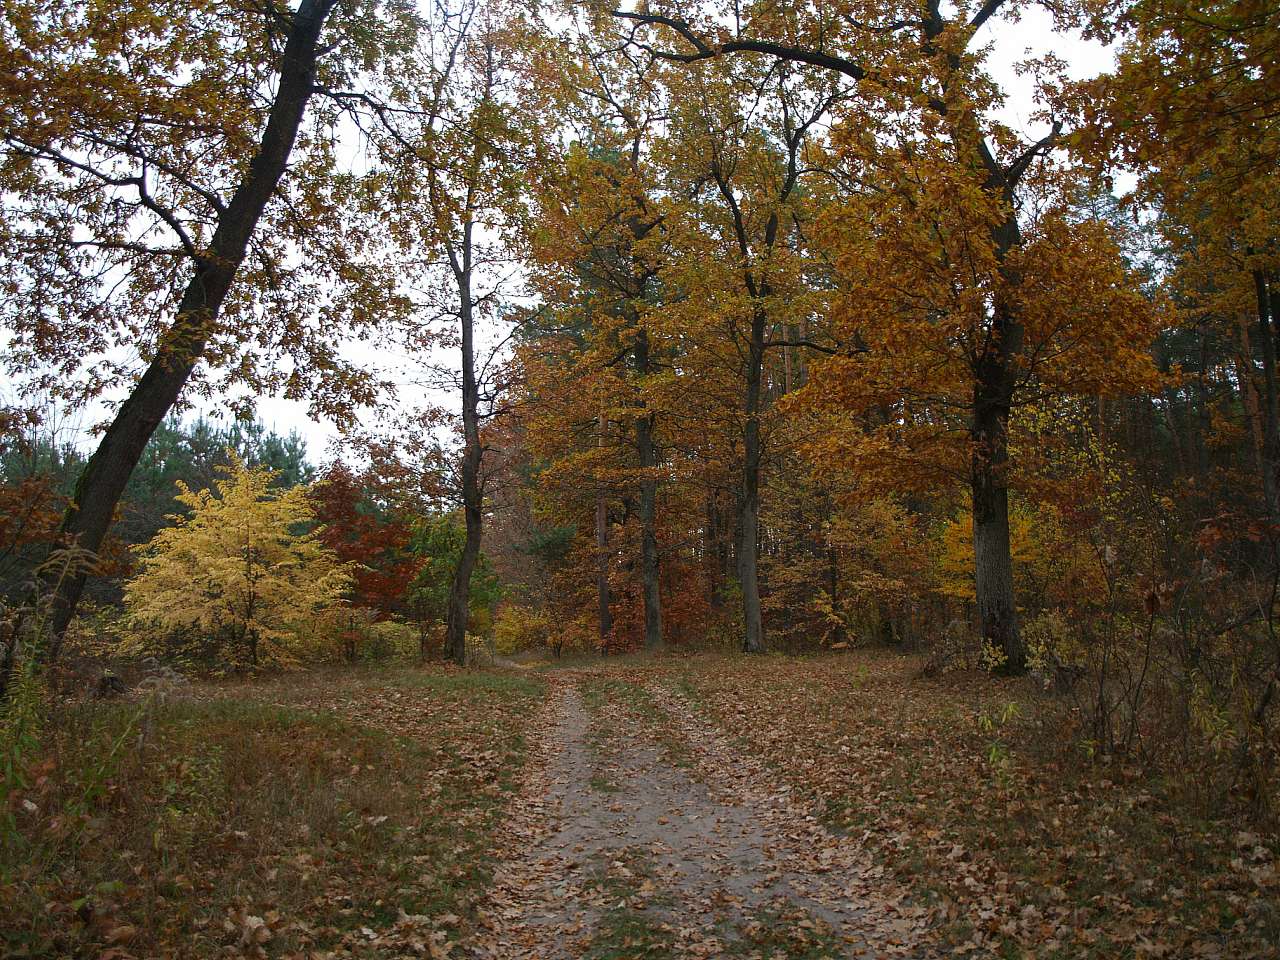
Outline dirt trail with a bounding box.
[468,672,935,959]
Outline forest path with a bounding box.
[467,670,935,959]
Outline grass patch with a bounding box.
[582,847,675,960]
[1,665,544,958]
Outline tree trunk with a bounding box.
[705,492,725,611]
[967,192,1028,675]
[740,311,766,654]
[1254,270,1279,520]
[444,226,483,666]
[634,328,663,651]
[41,0,338,654]
[1236,316,1264,474]
[971,369,1022,672]
[827,541,845,646]
[595,406,613,642]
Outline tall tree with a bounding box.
[1078,0,1280,516]
[371,0,534,662]
[660,60,843,653]
[0,0,419,657]
[523,36,676,651]
[613,0,1127,669]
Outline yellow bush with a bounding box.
[493,604,549,655]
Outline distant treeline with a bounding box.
[0,415,310,602]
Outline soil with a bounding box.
[467,672,936,958]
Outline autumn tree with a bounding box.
[123,458,352,671]
[311,461,421,619]
[613,0,1164,670]
[520,34,679,651]
[1077,0,1280,515]
[359,0,537,663]
[657,59,846,652]
[0,0,421,657]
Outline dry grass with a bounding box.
[1,665,544,958]
[663,650,1280,959]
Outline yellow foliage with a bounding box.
[122,455,353,672]
[493,604,550,655]
[936,502,1104,609]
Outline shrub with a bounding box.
[493,604,549,656]
[122,457,352,673]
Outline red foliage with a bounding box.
[311,462,422,618]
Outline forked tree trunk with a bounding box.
[634,328,663,651]
[42,0,338,657]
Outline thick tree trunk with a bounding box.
[740,313,766,654]
[967,195,1028,675]
[42,0,337,655]
[444,232,483,666]
[634,328,663,651]
[971,370,1023,672]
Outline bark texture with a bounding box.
[444,222,483,665]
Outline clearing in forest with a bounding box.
[3,652,1276,959]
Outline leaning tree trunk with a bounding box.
[42,0,338,657]
[634,328,663,651]
[444,231,483,666]
[740,309,766,654]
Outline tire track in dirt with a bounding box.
[466,671,936,959]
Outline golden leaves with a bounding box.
[123,455,354,670]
